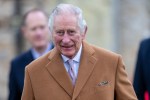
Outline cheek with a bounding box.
[28,34,35,40]
[74,36,83,49]
[74,36,83,43]
[44,32,50,39]
[53,36,61,44]
[44,29,49,36]
[30,32,37,37]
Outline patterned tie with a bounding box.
[68,59,76,85]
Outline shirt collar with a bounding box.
[61,44,82,63]
[31,43,52,59]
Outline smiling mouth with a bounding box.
[61,45,74,49]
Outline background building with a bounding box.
[0,0,149,99]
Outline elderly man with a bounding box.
[8,8,54,100]
[21,4,137,100]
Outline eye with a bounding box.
[40,25,45,30]
[31,27,37,31]
[56,30,64,36]
[67,30,75,36]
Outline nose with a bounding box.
[36,28,43,35]
[62,33,70,43]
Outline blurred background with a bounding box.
[0,0,150,99]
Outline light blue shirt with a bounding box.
[61,44,82,78]
[31,43,53,59]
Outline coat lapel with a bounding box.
[72,41,97,100]
[45,48,74,97]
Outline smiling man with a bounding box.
[21,4,137,100]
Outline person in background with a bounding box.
[133,38,150,100]
[8,8,54,100]
[21,4,137,100]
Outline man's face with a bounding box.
[52,13,86,59]
[23,11,50,49]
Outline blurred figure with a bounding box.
[21,4,137,100]
[133,38,150,100]
[8,8,54,100]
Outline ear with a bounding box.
[82,26,87,39]
[84,26,87,35]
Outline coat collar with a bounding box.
[72,41,97,100]
[46,41,97,99]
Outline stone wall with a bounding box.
[0,1,15,99]
[113,0,150,80]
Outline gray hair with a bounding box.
[48,4,87,33]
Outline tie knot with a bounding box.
[67,59,73,66]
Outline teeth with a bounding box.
[62,45,72,47]
[62,46,73,48]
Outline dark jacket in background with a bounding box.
[8,50,34,100]
[133,38,150,100]
[8,44,54,100]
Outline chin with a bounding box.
[62,53,75,58]
[34,43,47,48]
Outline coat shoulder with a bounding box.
[25,51,51,73]
[91,44,120,59]
[140,38,150,48]
[11,50,31,63]
[141,38,150,45]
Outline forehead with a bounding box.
[25,12,47,27]
[53,14,78,28]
